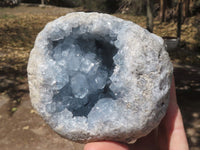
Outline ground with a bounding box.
[0,4,199,150]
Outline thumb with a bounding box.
[84,141,129,150]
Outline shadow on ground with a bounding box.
[174,64,200,150]
[0,62,28,114]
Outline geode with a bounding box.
[27,12,173,143]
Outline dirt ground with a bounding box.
[173,64,200,150]
[0,4,199,150]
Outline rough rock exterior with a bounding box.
[27,12,173,143]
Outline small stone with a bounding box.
[23,126,30,130]
[27,12,173,143]
[30,109,38,114]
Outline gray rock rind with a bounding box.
[27,12,173,143]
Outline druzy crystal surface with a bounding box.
[27,12,173,143]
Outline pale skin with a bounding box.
[84,77,189,150]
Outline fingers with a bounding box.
[169,76,179,109]
[84,141,129,150]
[159,76,189,150]
[129,129,158,150]
[168,108,189,150]
[161,76,180,125]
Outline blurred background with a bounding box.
[0,0,199,149]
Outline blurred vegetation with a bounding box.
[2,0,200,16]
[0,0,21,7]
[46,0,83,7]
[82,0,120,13]
[191,0,200,15]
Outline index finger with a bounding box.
[84,141,129,150]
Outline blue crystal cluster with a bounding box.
[46,35,118,117]
[28,12,173,143]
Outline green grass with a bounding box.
[0,14,16,19]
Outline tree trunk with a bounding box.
[147,0,154,33]
[41,0,44,5]
[182,0,190,17]
[177,2,182,39]
[160,0,166,22]
[82,0,86,5]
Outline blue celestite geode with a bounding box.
[27,12,173,143]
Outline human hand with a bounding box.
[84,77,189,150]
